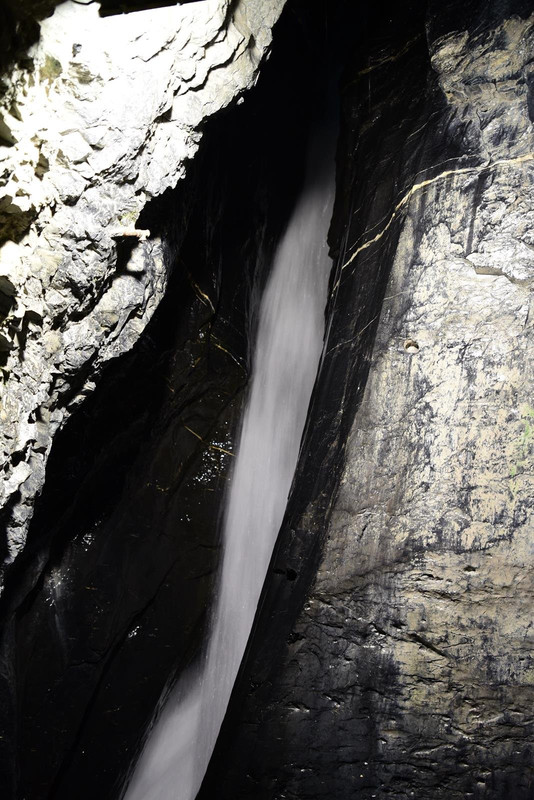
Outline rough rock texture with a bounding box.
[200,2,534,799]
[0,0,285,573]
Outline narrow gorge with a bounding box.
[0,1,533,799]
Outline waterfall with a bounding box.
[123,125,335,800]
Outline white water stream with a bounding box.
[124,129,335,800]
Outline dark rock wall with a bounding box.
[0,132,246,800]
[199,1,534,799]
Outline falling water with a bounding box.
[123,125,335,800]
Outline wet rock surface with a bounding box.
[200,1,534,799]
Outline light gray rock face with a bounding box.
[283,13,534,798]
[0,0,285,572]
